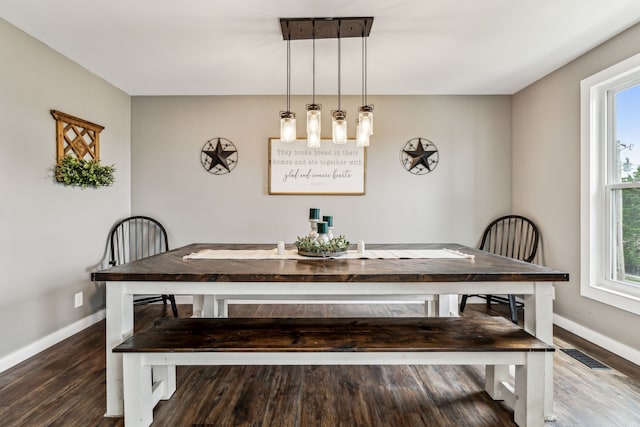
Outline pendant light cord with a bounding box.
[337,23,342,111]
[312,23,316,105]
[361,21,368,107]
[286,36,291,112]
[364,31,368,106]
[361,33,365,106]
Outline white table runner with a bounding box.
[183,248,474,260]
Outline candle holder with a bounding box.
[297,209,348,257]
[316,221,329,244]
[322,215,334,240]
[308,218,319,239]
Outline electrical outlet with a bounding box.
[74,292,83,308]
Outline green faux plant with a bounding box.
[54,155,115,188]
[295,235,350,254]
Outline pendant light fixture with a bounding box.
[356,24,373,148]
[306,23,322,148]
[332,25,347,145]
[279,31,296,143]
[278,17,374,147]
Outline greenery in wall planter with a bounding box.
[54,155,115,188]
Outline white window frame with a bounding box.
[581,52,640,315]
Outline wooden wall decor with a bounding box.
[50,110,104,162]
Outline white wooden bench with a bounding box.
[193,294,437,318]
[113,316,554,427]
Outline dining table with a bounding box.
[91,242,569,420]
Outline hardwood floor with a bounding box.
[0,303,638,426]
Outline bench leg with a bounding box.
[192,295,204,318]
[194,295,228,318]
[123,354,153,427]
[514,353,545,427]
[200,296,229,318]
[436,294,459,317]
[152,365,176,400]
[217,298,229,318]
[485,365,509,400]
[425,298,435,317]
[202,295,216,317]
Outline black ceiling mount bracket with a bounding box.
[280,17,374,40]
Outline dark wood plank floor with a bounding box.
[0,303,638,426]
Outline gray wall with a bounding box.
[6,12,637,366]
[0,19,131,359]
[131,95,512,247]
[512,23,640,351]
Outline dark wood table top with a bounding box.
[92,243,569,283]
[113,316,555,353]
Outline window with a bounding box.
[581,52,640,315]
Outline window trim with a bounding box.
[580,52,640,315]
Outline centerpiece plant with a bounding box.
[295,235,350,255]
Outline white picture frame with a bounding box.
[268,138,366,195]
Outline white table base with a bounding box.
[105,281,554,420]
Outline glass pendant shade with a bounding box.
[307,132,321,148]
[280,111,296,142]
[332,110,347,144]
[356,121,370,147]
[358,106,374,136]
[306,105,321,148]
[307,30,320,144]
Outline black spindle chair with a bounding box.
[109,216,178,317]
[459,215,540,324]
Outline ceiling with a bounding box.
[2,0,640,96]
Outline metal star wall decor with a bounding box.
[400,137,439,175]
[201,137,238,175]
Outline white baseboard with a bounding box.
[553,313,640,366]
[0,309,106,374]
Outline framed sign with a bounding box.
[268,138,366,195]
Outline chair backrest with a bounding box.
[109,216,169,266]
[479,215,539,263]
